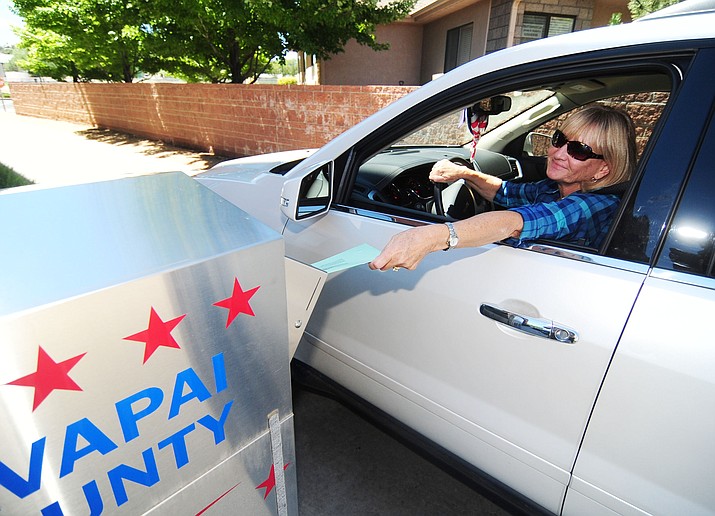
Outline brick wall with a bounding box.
[9,83,666,159]
[532,93,670,157]
[9,83,418,158]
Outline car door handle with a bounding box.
[479,303,578,344]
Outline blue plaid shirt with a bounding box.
[493,179,620,249]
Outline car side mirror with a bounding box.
[524,131,552,157]
[280,162,333,221]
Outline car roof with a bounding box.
[290,1,715,176]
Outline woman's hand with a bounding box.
[429,159,469,183]
[369,224,448,271]
[431,158,501,202]
[368,211,524,272]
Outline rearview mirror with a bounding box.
[472,95,512,115]
[280,162,333,221]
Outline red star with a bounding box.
[6,346,86,411]
[214,278,260,328]
[255,463,291,500]
[196,483,241,515]
[124,307,186,363]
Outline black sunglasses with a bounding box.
[551,129,604,161]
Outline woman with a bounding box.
[369,104,637,271]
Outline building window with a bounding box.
[521,13,576,42]
[444,23,473,73]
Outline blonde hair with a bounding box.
[560,105,637,192]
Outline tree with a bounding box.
[269,0,414,60]
[269,55,299,77]
[0,46,28,73]
[13,0,160,82]
[627,0,682,18]
[12,0,414,83]
[610,0,682,23]
[15,28,83,81]
[141,0,284,83]
[146,0,415,84]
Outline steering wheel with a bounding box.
[432,157,490,219]
[433,181,448,216]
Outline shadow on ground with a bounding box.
[75,127,231,171]
[293,385,513,516]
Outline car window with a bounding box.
[655,110,715,278]
[522,92,669,161]
[605,50,714,266]
[347,69,673,255]
[393,89,555,147]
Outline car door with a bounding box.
[565,96,715,515]
[284,52,708,514]
[287,204,645,513]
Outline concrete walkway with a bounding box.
[0,109,228,187]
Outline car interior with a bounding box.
[348,71,673,227]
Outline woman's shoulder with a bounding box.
[564,189,622,212]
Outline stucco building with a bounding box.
[298,0,630,85]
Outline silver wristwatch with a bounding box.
[444,222,459,250]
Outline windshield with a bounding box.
[393,89,555,147]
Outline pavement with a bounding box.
[293,386,512,516]
[0,106,228,187]
[1,109,514,515]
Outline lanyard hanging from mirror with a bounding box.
[465,107,489,160]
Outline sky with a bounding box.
[0,0,22,47]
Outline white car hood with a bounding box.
[200,149,317,183]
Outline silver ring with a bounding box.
[392,266,400,272]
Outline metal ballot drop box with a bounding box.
[0,173,321,515]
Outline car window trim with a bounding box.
[650,267,715,290]
[334,203,651,275]
[650,93,715,278]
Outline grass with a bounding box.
[0,162,34,189]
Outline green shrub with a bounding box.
[0,162,34,189]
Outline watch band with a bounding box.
[444,221,459,250]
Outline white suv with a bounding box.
[197,2,715,513]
